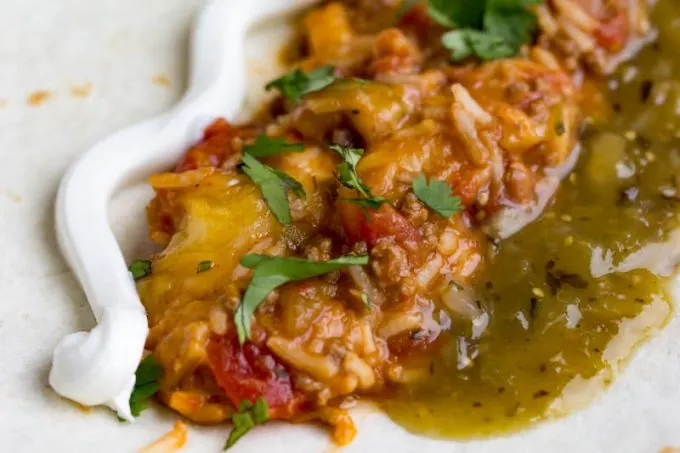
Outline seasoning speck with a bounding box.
[635,135,651,149]
[27,90,51,106]
[624,130,637,141]
[70,83,93,97]
[560,214,572,222]
[152,74,172,87]
[197,260,214,273]
[564,236,574,246]
[533,390,550,399]
[529,297,539,318]
[639,80,653,103]
[532,288,545,298]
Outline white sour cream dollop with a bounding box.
[49,306,147,421]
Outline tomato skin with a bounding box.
[338,201,422,250]
[595,12,628,52]
[206,335,305,419]
[175,119,235,172]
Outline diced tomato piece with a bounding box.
[400,4,434,35]
[175,119,235,172]
[206,335,306,419]
[594,12,628,52]
[447,165,491,208]
[338,201,422,249]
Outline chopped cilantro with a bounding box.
[129,355,163,417]
[234,254,369,343]
[428,0,486,28]
[241,153,305,225]
[343,197,386,211]
[329,145,387,208]
[442,29,516,61]
[265,65,336,103]
[412,173,463,217]
[197,260,214,273]
[225,397,270,450]
[426,0,543,61]
[251,398,269,424]
[243,135,305,158]
[128,259,152,281]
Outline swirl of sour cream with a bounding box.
[49,307,147,421]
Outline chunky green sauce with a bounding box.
[381,0,680,438]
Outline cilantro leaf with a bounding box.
[134,356,163,387]
[265,65,336,103]
[129,383,159,417]
[243,135,305,158]
[251,397,269,424]
[484,2,540,48]
[330,144,363,167]
[128,259,152,281]
[442,29,515,61]
[197,260,214,273]
[225,397,270,450]
[412,173,463,217]
[431,0,542,61]
[225,411,255,449]
[271,168,306,200]
[234,254,369,343]
[241,153,305,225]
[129,355,163,417]
[329,145,387,208]
[428,0,485,28]
[342,197,386,210]
[441,30,474,61]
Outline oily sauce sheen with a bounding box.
[381,0,680,437]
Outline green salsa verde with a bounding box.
[380,0,680,438]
